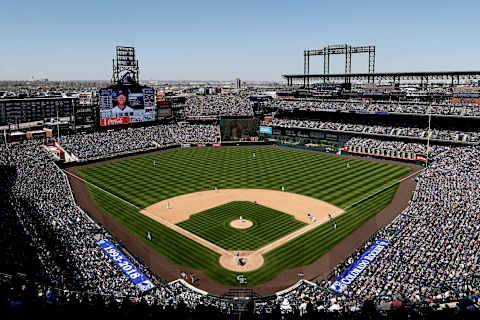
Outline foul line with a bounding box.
[343,147,454,211]
[342,166,425,211]
[64,170,142,210]
[64,170,231,257]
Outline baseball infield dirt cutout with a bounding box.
[140,189,344,272]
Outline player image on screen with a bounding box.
[99,86,156,126]
[111,90,134,115]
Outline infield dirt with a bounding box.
[140,189,344,272]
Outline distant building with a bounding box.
[236,78,241,89]
[0,97,78,125]
[78,91,96,105]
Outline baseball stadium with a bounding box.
[2,38,480,319]
[66,145,415,293]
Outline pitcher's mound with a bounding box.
[230,219,253,229]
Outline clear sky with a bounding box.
[1,0,479,81]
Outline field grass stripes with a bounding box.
[76,147,412,286]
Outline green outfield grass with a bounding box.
[78,146,412,286]
[177,201,307,251]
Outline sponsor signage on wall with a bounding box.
[97,239,156,292]
[329,239,389,294]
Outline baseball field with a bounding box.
[74,146,412,286]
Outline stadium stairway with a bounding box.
[223,288,259,314]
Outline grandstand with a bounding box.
[1,47,480,320]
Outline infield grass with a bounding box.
[177,201,307,251]
[78,146,412,286]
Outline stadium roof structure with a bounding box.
[283,70,480,86]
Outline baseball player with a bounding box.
[167,201,171,209]
[281,185,285,192]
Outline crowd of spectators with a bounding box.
[328,146,480,304]
[185,94,254,116]
[58,123,219,160]
[263,118,480,143]
[344,137,450,158]
[3,273,478,319]
[264,99,480,117]
[0,142,145,296]
[1,134,479,318]
[0,141,232,315]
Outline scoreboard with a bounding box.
[99,86,156,126]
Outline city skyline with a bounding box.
[1,0,480,81]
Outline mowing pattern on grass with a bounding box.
[78,147,412,286]
[177,201,307,251]
[77,147,411,209]
[85,182,400,286]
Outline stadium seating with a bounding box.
[1,120,479,318]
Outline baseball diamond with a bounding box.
[177,201,308,251]
[70,146,413,287]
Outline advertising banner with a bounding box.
[97,239,156,292]
[329,239,389,294]
[100,117,131,126]
[416,155,427,162]
[186,115,217,120]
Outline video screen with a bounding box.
[259,126,273,134]
[99,87,156,126]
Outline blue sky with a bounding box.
[1,0,479,81]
